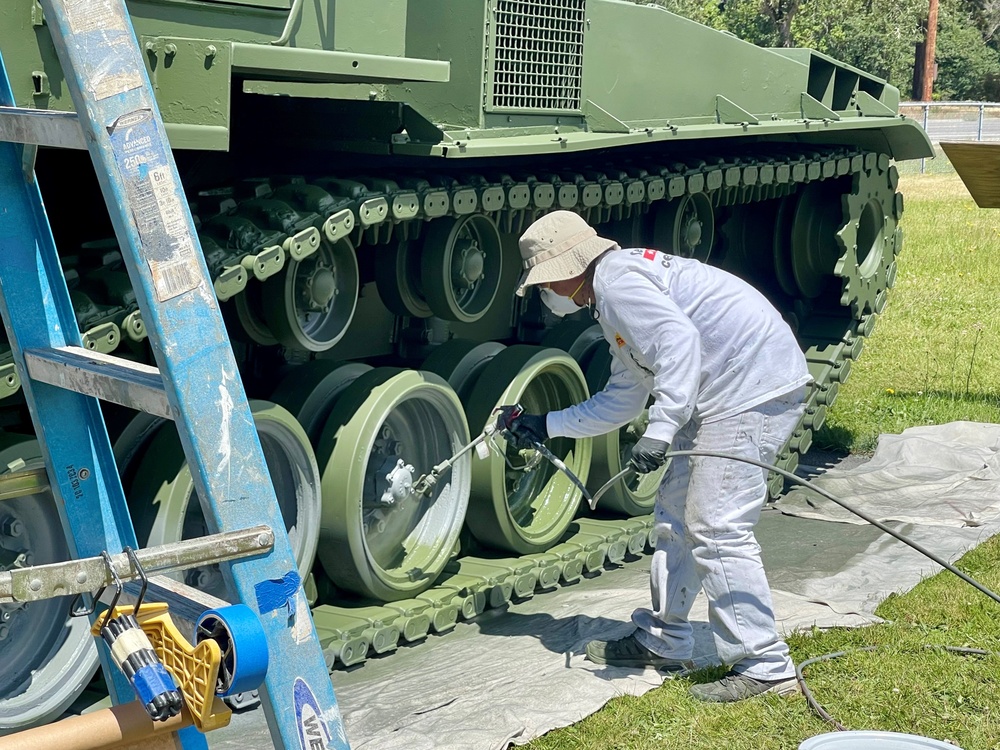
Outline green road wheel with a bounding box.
[773,194,799,297]
[422,339,506,403]
[375,238,432,318]
[271,360,372,443]
[315,368,471,601]
[540,323,664,517]
[0,436,98,732]
[261,237,359,352]
[233,283,278,346]
[421,215,503,323]
[122,401,322,600]
[463,346,592,554]
[716,200,781,292]
[789,181,845,299]
[541,319,607,368]
[652,193,715,261]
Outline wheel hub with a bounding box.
[303,262,338,311]
[379,459,417,507]
[0,602,19,642]
[682,214,703,250]
[453,239,485,289]
[0,514,27,641]
[0,511,32,572]
[0,442,99,730]
[366,425,416,525]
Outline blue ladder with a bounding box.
[0,0,348,747]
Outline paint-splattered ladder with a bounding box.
[0,0,347,747]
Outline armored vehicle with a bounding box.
[0,0,932,729]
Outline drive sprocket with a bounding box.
[834,156,902,319]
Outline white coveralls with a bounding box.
[546,248,811,680]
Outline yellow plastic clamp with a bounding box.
[91,602,232,732]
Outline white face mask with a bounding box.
[539,287,583,317]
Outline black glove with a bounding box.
[630,437,670,474]
[496,406,548,450]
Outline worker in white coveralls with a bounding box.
[501,210,811,703]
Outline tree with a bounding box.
[630,0,925,96]
[791,0,925,95]
[934,0,1000,98]
[757,0,800,47]
[964,0,1000,43]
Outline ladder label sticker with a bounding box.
[92,71,144,102]
[63,0,128,34]
[109,110,204,302]
[293,678,333,750]
[63,0,143,100]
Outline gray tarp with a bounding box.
[213,421,1000,750]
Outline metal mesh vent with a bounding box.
[488,0,586,112]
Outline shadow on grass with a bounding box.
[811,423,854,455]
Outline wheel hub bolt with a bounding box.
[0,516,23,538]
[186,569,210,589]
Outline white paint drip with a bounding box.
[291,592,312,644]
[217,369,233,494]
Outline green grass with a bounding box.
[817,173,1000,454]
[525,173,1000,750]
[525,529,1000,750]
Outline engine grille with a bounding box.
[487,0,586,113]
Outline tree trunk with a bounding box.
[921,0,940,101]
[760,0,800,47]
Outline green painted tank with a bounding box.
[0,0,931,728]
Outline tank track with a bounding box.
[0,145,902,671]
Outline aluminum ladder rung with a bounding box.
[24,346,172,419]
[0,105,85,149]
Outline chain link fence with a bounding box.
[898,102,1000,174]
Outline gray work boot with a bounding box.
[584,633,694,672]
[689,670,800,703]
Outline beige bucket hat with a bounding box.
[515,211,618,296]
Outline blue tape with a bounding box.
[254,570,301,615]
[196,604,270,696]
[132,663,177,707]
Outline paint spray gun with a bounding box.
[400,403,592,505]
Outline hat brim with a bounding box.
[515,235,617,296]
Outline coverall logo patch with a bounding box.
[643,249,657,261]
[615,333,627,348]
